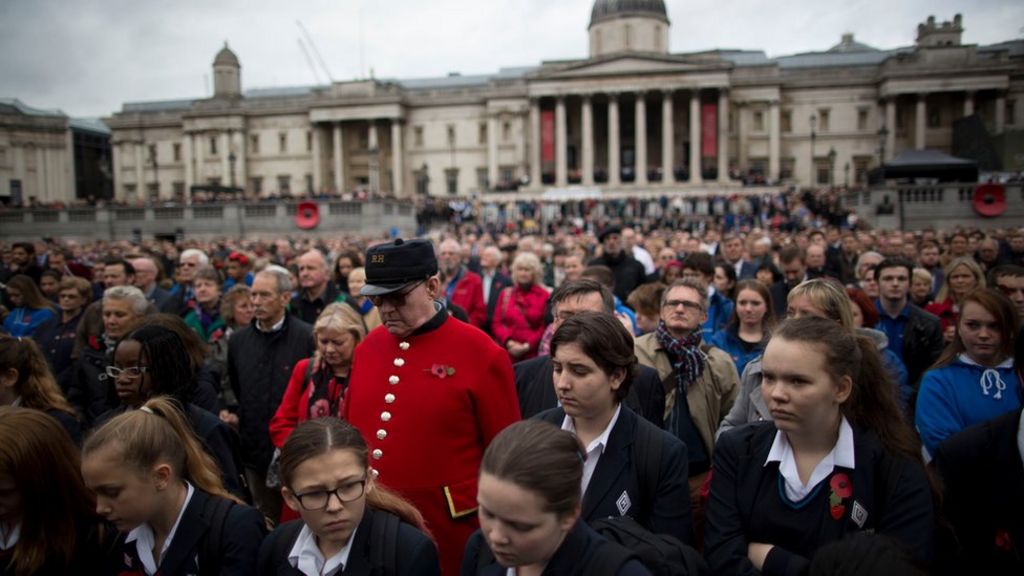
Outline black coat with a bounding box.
[68,340,110,429]
[148,285,184,315]
[258,509,440,576]
[110,489,266,576]
[227,314,313,470]
[0,517,114,576]
[932,408,1024,576]
[514,354,665,428]
[705,423,934,576]
[588,252,648,303]
[483,271,512,336]
[32,311,84,392]
[289,283,341,325]
[536,406,693,546]
[900,304,945,391]
[462,519,650,576]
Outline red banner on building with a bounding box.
[701,103,717,158]
[541,110,555,166]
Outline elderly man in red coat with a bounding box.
[345,238,521,575]
[437,237,487,329]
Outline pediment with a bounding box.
[538,55,722,79]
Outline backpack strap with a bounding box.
[631,417,664,524]
[369,510,401,576]
[200,496,235,575]
[582,540,638,576]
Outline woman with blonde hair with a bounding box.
[344,266,382,333]
[492,252,549,361]
[927,256,986,343]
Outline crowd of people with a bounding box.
[1,199,1023,575]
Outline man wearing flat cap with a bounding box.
[589,225,650,302]
[344,238,521,576]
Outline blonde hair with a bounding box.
[512,252,544,285]
[787,278,855,329]
[312,303,366,366]
[935,256,986,304]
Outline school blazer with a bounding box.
[112,489,266,576]
[257,508,440,576]
[514,354,666,427]
[535,405,693,545]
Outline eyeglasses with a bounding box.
[369,280,425,308]
[104,366,149,379]
[663,299,703,312]
[291,478,366,510]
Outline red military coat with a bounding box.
[447,268,488,329]
[345,312,520,576]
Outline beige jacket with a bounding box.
[634,332,740,456]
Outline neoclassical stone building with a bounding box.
[105,1,1023,201]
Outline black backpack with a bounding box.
[265,511,402,575]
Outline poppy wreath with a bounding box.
[425,364,456,379]
[829,472,852,520]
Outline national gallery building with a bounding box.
[103,1,1023,201]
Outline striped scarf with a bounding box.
[654,320,706,393]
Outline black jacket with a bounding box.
[514,354,665,428]
[536,406,693,546]
[228,314,313,469]
[588,252,648,303]
[0,517,114,576]
[290,283,341,325]
[68,340,111,429]
[483,270,512,336]
[33,311,84,392]
[901,304,945,390]
[932,408,1024,576]
[258,509,440,576]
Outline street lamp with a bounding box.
[809,114,817,187]
[844,161,850,188]
[877,125,889,166]
[828,147,837,187]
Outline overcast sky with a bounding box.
[1,0,1021,118]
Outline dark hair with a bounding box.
[756,262,782,283]
[220,285,252,327]
[0,407,99,575]
[103,257,135,277]
[83,396,240,503]
[681,252,714,277]
[5,274,56,312]
[0,335,76,417]
[846,287,880,328]
[663,278,708,310]
[333,249,365,285]
[549,278,614,314]
[771,317,923,464]
[139,314,209,373]
[481,420,583,518]
[116,324,196,405]
[933,288,1019,368]
[626,282,666,317]
[40,269,62,285]
[809,532,924,576]
[550,311,636,401]
[988,264,1024,285]
[11,242,34,255]
[730,280,775,332]
[714,263,738,300]
[280,418,429,534]
[580,265,615,290]
[193,265,223,288]
[779,246,805,265]
[874,258,914,282]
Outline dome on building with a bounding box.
[213,43,240,67]
[590,0,670,28]
[827,33,878,53]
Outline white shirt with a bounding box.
[257,314,287,333]
[126,482,196,576]
[0,522,19,550]
[288,523,358,576]
[482,270,495,305]
[631,245,656,275]
[561,404,622,494]
[765,417,856,502]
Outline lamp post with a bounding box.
[809,113,817,187]
[828,147,837,188]
[877,125,889,166]
[844,161,850,188]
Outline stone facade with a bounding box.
[0,100,76,203]
[104,6,1024,202]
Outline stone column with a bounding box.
[555,96,567,187]
[391,120,404,196]
[233,130,246,191]
[134,142,144,197]
[769,100,781,182]
[885,98,896,161]
[662,90,674,185]
[220,132,231,183]
[36,147,47,201]
[737,104,748,171]
[487,115,499,190]
[995,94,1006,134]
[530,99,541,187]
[581,95,594,186]
[689,91,703,184]
[311,124,323,194]
[718,89,730,183]
[608,94,621,186]
[635,93,648,186]
[182,134,194,196]
[333,123,345,193]
[915,94,926,150]
[963,91,975,117]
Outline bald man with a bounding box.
[438,238,487,328]
[290,249,341,324]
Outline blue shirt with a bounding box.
[875,300,909,361]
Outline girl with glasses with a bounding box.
[258,418,439,575]
[82,396,266,576]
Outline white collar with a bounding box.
[126,482,196,576]
[957,353,1014,370]
[561,404,621,455]
[0,522,19,550]
[288,522,358,576]
[257,314,287,333]
[766,417,856,502]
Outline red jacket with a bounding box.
[491,283,550,360]
[925,298,958,334]
[269,357,347,448]
[344,313,520,576]
[446,268,487,329]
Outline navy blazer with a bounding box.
[258,508,440,576]
[111,489,266,576]
[482,271,512,335]
[705,423,934,576]
[515,355,666,428]
[535,405,693,545]
[461,520,650,576]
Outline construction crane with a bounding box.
[296,20,334,84]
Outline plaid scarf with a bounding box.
[654,320,706,393]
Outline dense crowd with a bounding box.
[1,194,1023,575]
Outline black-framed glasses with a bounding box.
[663,299,703,312]
[291,478,367,510]
[104,366,149,379]
[369,280,425,308]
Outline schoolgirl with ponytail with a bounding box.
[82,396,266,576]
[258,417,439,575]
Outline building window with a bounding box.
[854,156,872,184]
[476,167,489,190]
[148,144,157,163]
[781,110,792,133]
[146,182,159,199]
[209,137,218,156]
[305,173,314,193]
[306,131,313,152]
[277,174,291,194]
[928,107,941,128]
[207,177,222,186]
[500,166,515,184]
[479,123,487,145]
[279,133,288,154]
[781,158,795,180]
[172,181,185,198]
[815,160,831,185]
[753,111,764,132]
[818,109,830,132]
[502,122,511,141]
[416,166,429,195]
[414,126,424,147]
[857,108,870,131]
[445,168,458,195]
[250,134,260,154]
[124,183,137,200]
[250,176,263,195]
[447,125,456,146]
[173,143,181,162]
